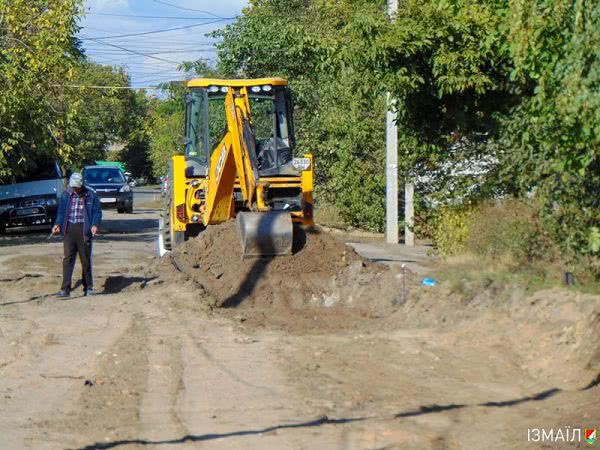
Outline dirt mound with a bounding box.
[168,221,401,314]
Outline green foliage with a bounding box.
[434,200,557,269]
[0,0,82,174]
[466,201,555,265]
[145,82,186,178]
[431,205,473,257]
[210,0,598,262]
[63,62,148,168]
[0,4,154,179]
[213,0,389,230]
[498,0,599,260]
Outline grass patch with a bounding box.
[431,254,600,299]
[315,203,349,229]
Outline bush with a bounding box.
[431,205,473,257]
[465,200,556,266]
[433,200,556,266]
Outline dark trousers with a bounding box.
[61,222,93,292]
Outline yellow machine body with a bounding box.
[162,78,314,256]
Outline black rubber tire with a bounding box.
[161,198,185,250]
[0,222,6,235]
[126,206,134,214]
[117,208,125,214]
[161,201,173,251]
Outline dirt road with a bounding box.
[1,207,598,449]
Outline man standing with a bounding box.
[53,173,102,298]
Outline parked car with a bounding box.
[0,157,65,233]
[82,166,133,213]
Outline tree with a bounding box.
[212,0,598,261]
[145,81,187,179]
[0,0,82,175]
[63,62,141,167]
[499,0,599,257]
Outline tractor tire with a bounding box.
[161,198,185,251]
[117,208,125,214]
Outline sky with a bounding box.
[79,0,248,88]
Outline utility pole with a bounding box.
[385,0,399,245]
[386,0,415,247]
[405,181,414,246]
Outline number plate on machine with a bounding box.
[16,208,39,216]
[100,198,116,203]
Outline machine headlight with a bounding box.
[220,86,228,93]
[120,184,131,193]
[45,198,57,207]
[292,157,311,171]
[250,86,261,93]
[208,85,219,93]
[261,85,272,92]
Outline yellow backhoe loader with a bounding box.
[159,78,314,257]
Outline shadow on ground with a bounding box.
[71,380,598,449]
[100,217,158,235]
[102,275,158,294]
[0,227,53,247]
[72,415,367,450]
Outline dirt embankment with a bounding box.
[164,221,399,315]
[154,221,600,382]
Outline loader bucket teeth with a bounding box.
[237,211,293,257]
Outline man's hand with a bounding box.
[52,225,61,235]
[91,225,98,236]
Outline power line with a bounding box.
[52,84,168,90]
[85,12,237,20]
[148,0,226,17]
[131,78,187,85]
[85,37,221,45]
[84,38,182,64]
[87,48,216,56]
[79,18,229,41]
[85,42,216,50]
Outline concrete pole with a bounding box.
[404,181,414,246]
[385,93,398,244]
[385,0,399,244]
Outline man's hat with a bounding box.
[69,173,83,188]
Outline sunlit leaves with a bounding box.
[0,0,81,174]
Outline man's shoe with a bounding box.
[84,288,95,297]
[56,290,70,298]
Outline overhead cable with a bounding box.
[79,18,228,41]
[85,12,237,20]
[148,0,226,17]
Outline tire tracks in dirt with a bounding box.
[49,313,150,446]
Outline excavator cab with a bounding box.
[159,78,314,257]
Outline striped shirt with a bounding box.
[68,192,85,224]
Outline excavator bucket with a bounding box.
[236,211,293,258]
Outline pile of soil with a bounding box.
[158,222,600,381]
[167,221,402,314]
